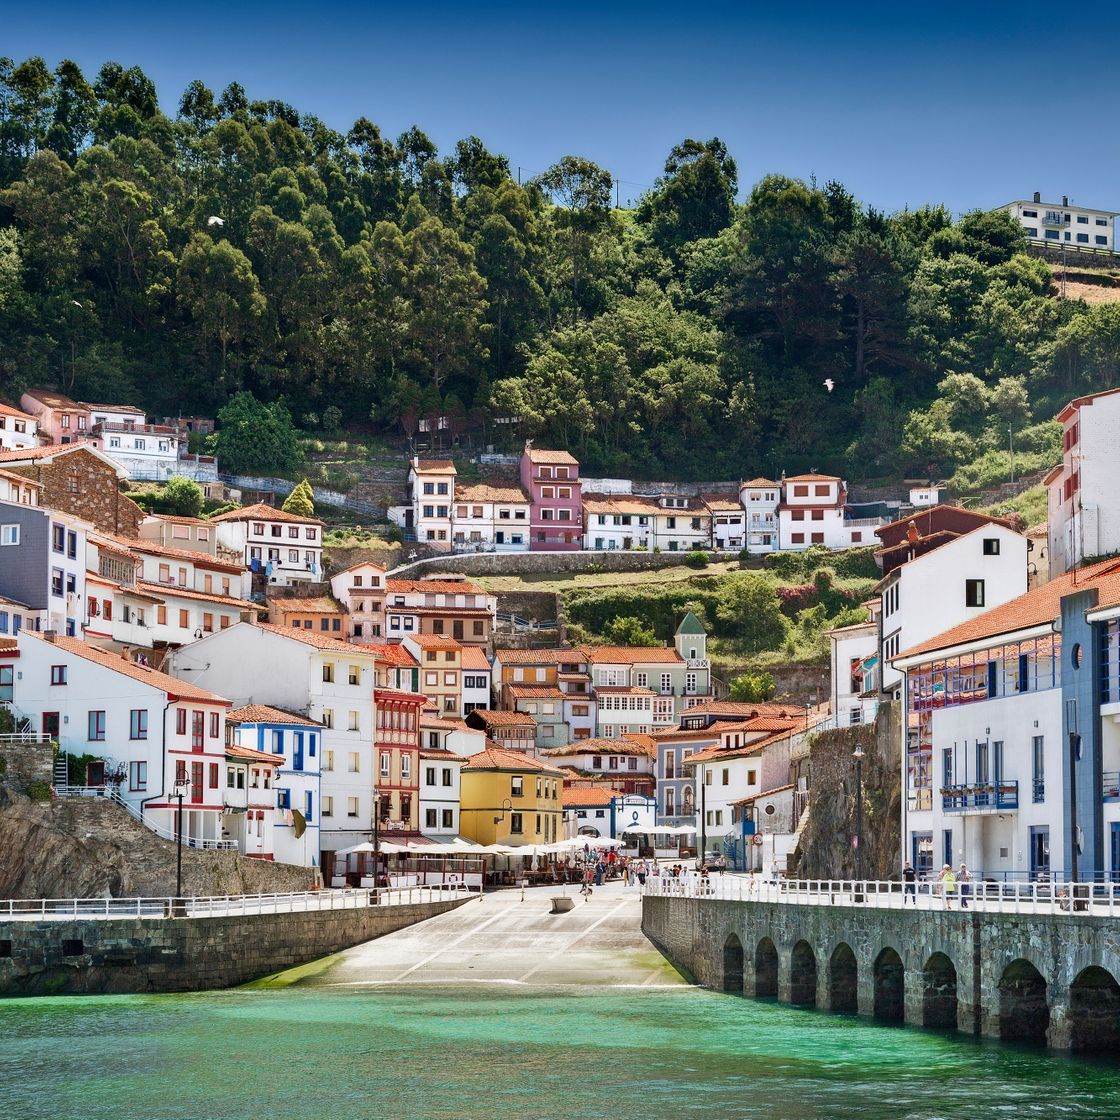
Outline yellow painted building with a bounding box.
[459,745,564,846]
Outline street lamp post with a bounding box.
[172,776,190,911]
[371,784,381,899]
[699,765,707,868]
[853,744,865,885]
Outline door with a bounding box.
[912,832,933,876]
[1030,826,1050,880]
[42,712,60,738]
[191,760,204,803]
[1111,824,1120,884]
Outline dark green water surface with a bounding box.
[1,985,1118,1120]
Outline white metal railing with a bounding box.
[0,883,477,921]
[0,731,53,745]
[648,874,1120,917]
[53,785,239,850]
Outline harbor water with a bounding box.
[2,983,1119,1120]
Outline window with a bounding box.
[0,524,17,546]
[965,579,985,608]
[349,752,360,773]
[791,532,804,544]
[129,761,147,792]
[130,709,148,740]
[1077,215,1088,224]
[1077,233,1089,243]
[322,663,334,683]
[348,710,359,731]
[202,613,213,633]
[348,665,361,685]
[347,797,359,818]
[1045,229,1059,240]
[982,537,1000,556]
[401,754,411,778]
[1032,736,1045,802]
[50,665,67,686]
[88,710,106,740]
[509,812,523,834]
[380,752,391,777]
[442,809,454,828]
[51,568,63,596]
[322,709,334,729]
[511,775,524,797]
[1097,236,1109,246]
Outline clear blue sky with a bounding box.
[7,1,1119,214]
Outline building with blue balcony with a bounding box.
[226,704,323,869]
[893,556,1120,883]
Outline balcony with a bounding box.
[941,781,1018,813]
[1041,211,1069,227]
[1104,772,1120,802]
[686,658,709,670]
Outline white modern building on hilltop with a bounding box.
[1003,193,1116,252]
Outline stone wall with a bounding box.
[0,788,316,899]
[788,703,901,880]
[392,549,710,579]
[7,449,145,536]
[0,896,468,995]
[0,741,53,794]
[642,894,1120,1050]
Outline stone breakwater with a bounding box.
[643,894,1120,1053]
[0,897,469,995]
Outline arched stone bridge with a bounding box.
[643,895,1120,1053]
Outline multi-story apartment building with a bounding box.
[20,388,94,444]
[329,561,386,644]
[779,474,855,550]
[459,745,564,846]
[168,622,380,862]
[1003,193,1116,252]
[407,458,456,550]
[583,493,658,550]
[541,736,655,795]
[704,494,745,551]
[1047,387,1120,579]
[652,496,711,552]
[384,577,496,646]
[221,742,281,860]
[464,707,537,752]
[211,502,324,587]
[373,684,426,841]
[0,402,39,451]
[738,478,780,554]
[404,633,463,717]
[460,645,492,714]
[419,748,465,840]
[520,444,583,551]
[267,595,346,635]
[93,419,182,480]
[892,556,1120,883]
[452,483,531,552]
[827,614,879,729]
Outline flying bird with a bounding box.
[823,379,835,392]
[206,215,225,227]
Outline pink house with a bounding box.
[20,389,92,445]
[519,443,582,551]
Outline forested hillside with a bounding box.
[1,57,1118,481]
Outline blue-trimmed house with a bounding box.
[227,704,323,868]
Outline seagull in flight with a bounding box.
[823,379,835,393]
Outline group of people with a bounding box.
[901,861,973,908]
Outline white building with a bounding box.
[408,458,456,550]
[211,503,324,587]
[582,493,657,550]
[738,478,780,554]
[14,632,232,846]
[461,645,492,714]
[778,474,849,550]
[652,496,710,553]
[0,403,39,451]
[227,703,323,868]
[1003,193,1116,252]
[419,748,464,839]
[329,560,386,645]
[1047,387,1120,579]
[168,622,380,854]
[541,737,655,787]
[222,743,280,861]
[95,421,182,480]
[827,615,879,729]
[879,522,1028,698]
[139,514,218,556]
[704,494,745,551]
[452,483,531,552]
[0,468,39,507]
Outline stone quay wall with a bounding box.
[0,896,469,995]
[643,895,1120,1051]
[0,741,53,793]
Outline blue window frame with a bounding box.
[943,829,953,867]
[305,791,313,822]
[1018,653,1029,692]
[278,788,291,810]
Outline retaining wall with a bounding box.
[0,896,468,995]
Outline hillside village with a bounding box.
[2,373,1120,893]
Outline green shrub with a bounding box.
[728,671,776,702]
[685,551,709,569]
[26,781,52,802]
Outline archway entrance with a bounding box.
[790,940,818,1006]
[1069,966,1120,1053]
[874,947,905,1022]
[754,937,778,998]
[722,934,744,993]
[921,953,958,1029]
[998,959,1049,1044]
[829,943,858,1014]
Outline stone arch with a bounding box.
[921,952,958,1029]
[1069,965,1120,1053]
[790,940,818,1007]
[998,958,1049,1044]
[828,942,858,1014]
[873,947,905,1022]
[722,933,744,993]
[754,936,778,998]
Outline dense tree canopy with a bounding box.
[0,57,1116,483]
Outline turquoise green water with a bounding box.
[2,986,1119,1120]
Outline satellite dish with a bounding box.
[292,808,306,839]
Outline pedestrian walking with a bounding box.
[716,854,727,875]
[902,861,917,905]
[594,859,605,887]
[937,863,957,910]
[958,863,971,909]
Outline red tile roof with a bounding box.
[385,578,488,596]
[562,785,620,807]
[26,633,229,703]
[1056,386,1120,423]
[683,728,791,764]
[0,402,35,421]
[254,621,370,654]
[405,633,463,650]
[507,685,565,699]
[524,447,578,465]
[136,581,258,611]
[580,645,682,664]
[741,477,778,488]
[373,644,419,667]
[455,483,529,503]
[210,502,323,525]
[411,459,456,473]
[460,646,491,672]
[0,440,109,465]
[462,746,564,773]
[543,737,654,758]
[492,649,575,665]
[227,704,323,727]
[226,743,283,765]
[120,537,244,573]
[784,473,841,482]
[467,709,536,727]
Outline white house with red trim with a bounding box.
[210,503,324,587]
[222,742,281,860]
[13,631,232,847]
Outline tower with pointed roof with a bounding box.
[675,611,707,663]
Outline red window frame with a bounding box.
[176,708,187,735]
[191,710,204,751]
[209,712,219,738]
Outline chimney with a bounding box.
[1063,195,1069,207]
[1033,191,1040,204]
[43,629,57,644]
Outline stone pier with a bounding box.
[643,895,1120,1054]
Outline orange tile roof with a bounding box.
[405,633,463,650]
[268,595,344,614]
[702,493,743,511]
[22,388,82,409]
[411,459,456,473]
[492,649,574,665]
[254,621,371,654]
[227,704,323,727]
[680,701,802,719]
[683,728,791,764]
[137,581,257,611]
[0,466,42,488]
[0,440,105,464]
[581,493,660,516]
[460,646,491,672]
[896,556,1120,662]
[419,747,466,762]
[1056,386,1120,423]
[455,483,529,503]
[467,709,536,727]
[385,577,488,596]
[784,473,841,482]
[580,645,683,664]
[741,477,778,488]
[123,537,244,573]
[0,402,35,421]
[543,737,654,758]
[508,685,565,699]
[524,447,578,465]
[373,644,419,667]
[225,743,283,765]
[562,785,620,807]
[26,633,229,703]
[210,502,323,525]
[462,746,564,774]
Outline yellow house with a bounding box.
[459,745,565,846]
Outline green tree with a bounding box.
[602,615,659,646]
[282,477,315,516]
[214,391,303,476]
[728,671,776,703]
[714,575,789,652]
[158,476,204,517]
